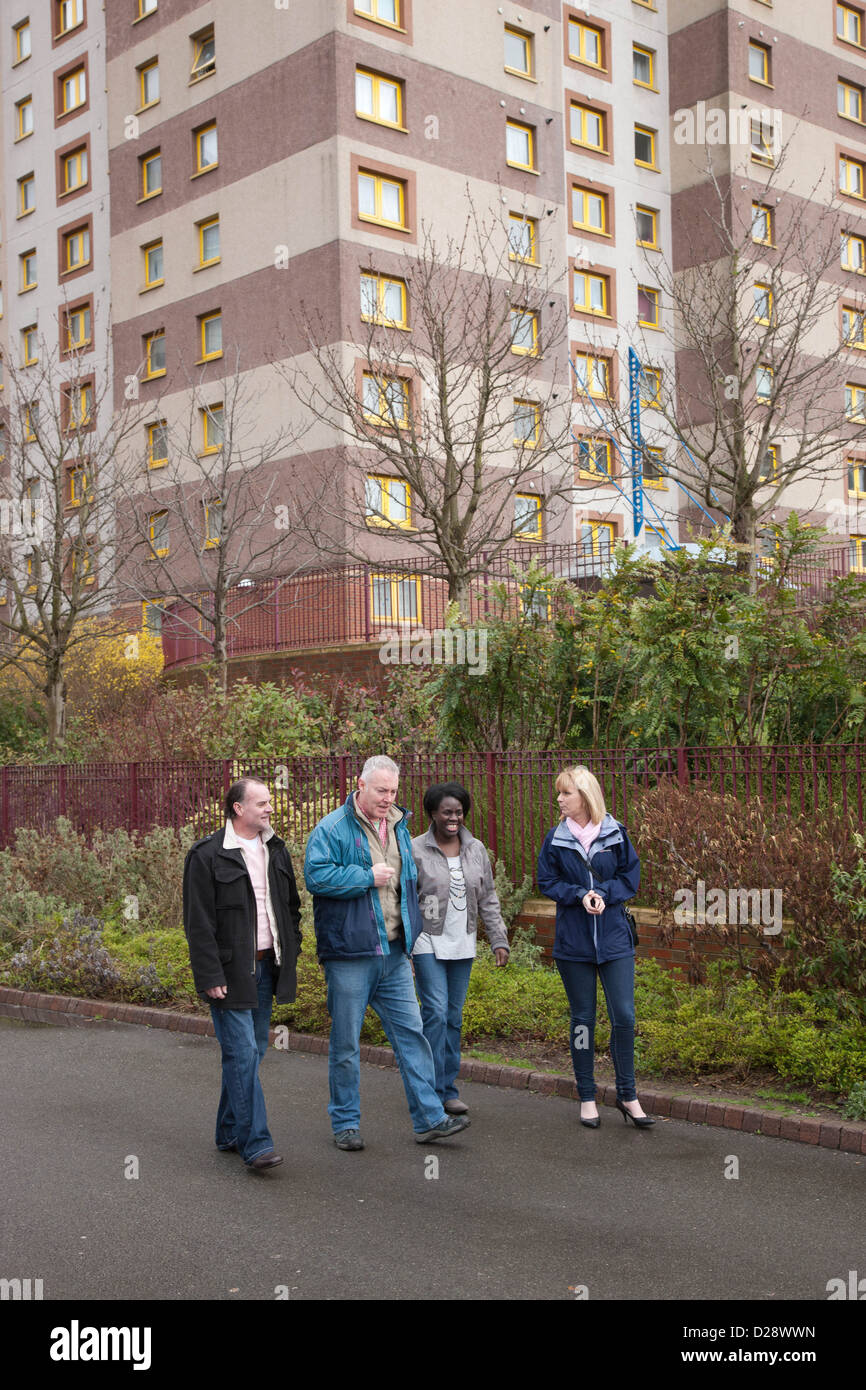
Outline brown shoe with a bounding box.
[444,1099,468,1115]
[247,1151,284,1170]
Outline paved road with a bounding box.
[1,1016,863,1301]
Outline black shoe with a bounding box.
[247,1151,284,1169]
[616,1098,655,1128]
[414,1114,470,1143]
[334,1129,365,1151]
[579,1104,601,1129]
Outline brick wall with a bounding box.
[166,642,389,691]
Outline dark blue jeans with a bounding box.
[555,955,637,1102]
[209,954,275,1163]
[412,954,474,1102]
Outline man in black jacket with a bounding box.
[183,777,301,1171]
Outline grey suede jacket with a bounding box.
[410,824,509,953]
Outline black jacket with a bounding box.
[183,826,302,1009]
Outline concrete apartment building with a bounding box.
[2,0,864,662]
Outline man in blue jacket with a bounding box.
[304,755,470,1151]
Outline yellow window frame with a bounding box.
[360,272,409,328]
[754,282,772,325]
[504,25,533,77]
[358,170,407,229]
[851,535,866,571]
[638,285,660,328]
[751,119,775,165]
[510,307,539,355]
[748,41,771,85]
[633,44,655,89]
[752,202,774,246]
[570,102,606,153]
[513,399,540,447]
[25,404,40,441]
[841,154,865,196]
[139,0,158,14]
[354,0,402,29]
[148,510,169,558]
[844,307,866,348]
[16,97,33,139]
[201,404,224,454]
[640,366,662,407]
[634,124,657,169]
[365,475,412,529]
[843,232,866,272]
[18,174,35,217]
[757,444,779,483]
[58,0,83,34]
[642,446,667,488]
[568,19,604,69]
[195,123,218,173]
[362,373,410,428]
[64,227,90,272]
[514,493,542,539]
[756,364,774,402]
[147,421,168,468]
[143,239,164,288]
[138,59,159,110]
[67,305,91,351]
[847,382,866,418]
[574,270,609,317]
[61,67,86,114]
[839,79,864,121]
[63,148,88,192]
[200,311,222,361]
[506,119,535,170]
[581,520,616,557]
[509,213,538,263]
[141,150,162,199]
[838,3,863,46]
[67,384,92,430]
[198,216,220,266]
[144,330,166,379]
[577,437,612,480]
[69,463,89,505]
[355,68,404,129]
[572,186,608,235]
[635,205,658,248]
[191,28,216,81]
[21,250,38,291]
[26,552,40,593]
[14,21,31,63]
[22,326,38,367]
[203,498,223,548]
[848,459,866,494]
[574,353,611,398]
[370,572,421,623]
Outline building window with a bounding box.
[748,41,771,85]
[757,443,779,483]
[14,20,31,63]
[635,206,658,248]
[355,0,401,28]
[59,66,87,115]
[843,232,866,272]
[644,525,666,551]
[70,535,96,588]
[838,3,864,46]
[201,404,224,453]
[642,446,667,488]
[514,494,542,539]
[580,520,616,559]
[195,123,218,174]
[141,150,162,199]
[65,303,92,351]
[574,269,610,317]
[203,498,223,548]
[147,421,168,468]
[62,145,89,194]
[65,382,92,431]
[574,352,611,398]
[16,97,33,140]
[22,325,38,367]
[567,19,605,70]
[68,463,90,505]
[572,185,609,235]
[142,600,165,632]
[355,69,404,128]
[63,225,91,273]
[756,364,774,402]
[26,551,41,593]
[365,475,412,528]
[25,403,40,441]
[844,306,866,348]
[358,169,407,229]
[510,307,539,355]
[513,399,540,447]
[143,330,166,379]
[752,202,774,245]
[839,78,864,122]
[198,216,220,266]
[370,573,420,622]
[138,59,159,110]
[850,535,866,571]
[634,124,657,168]
[139,0,158,16]
[847,381,866,418]
[21,250,38,292]
[751,118,775,165]
[508,213,538,264]
[504,26,533,77]
[753,282,772,325]
[143,239,164,289]
[840,154,865,197]
[577,437,612,479]
[633,44,655,88]
[506,120,535,170]
[360,272,408,327]
[570,102,607,153]
[148,511,169,558]
[191,26,216,81]
[18,173,35,217]
[848,459,866,494]
[362,373,410,428]
[637,285,660,328]
[640,366,662,407]
[199,311,222,361]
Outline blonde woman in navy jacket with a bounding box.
[537,765,654,1130]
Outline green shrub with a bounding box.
[842,1080,866,1121]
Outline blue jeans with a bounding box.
[323,949,446,1134]
[209,954,275,1163]
[555,955,637,1102]
[412,954,474,1102]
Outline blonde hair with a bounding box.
[555,765,606,824]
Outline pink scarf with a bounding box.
[566,816,601,853]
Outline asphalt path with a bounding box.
[1,1016,863,1302]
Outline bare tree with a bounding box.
[116,353,321,692]
[280,196,576,610]
[0,328,145,748]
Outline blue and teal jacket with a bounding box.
[304,794,423,960]
[536,813,640,963]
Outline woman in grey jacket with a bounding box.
[411,783,509,1114]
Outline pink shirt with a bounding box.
[234,830,274,950]
[566,816,601,854]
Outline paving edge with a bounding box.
[2,985,865,1154]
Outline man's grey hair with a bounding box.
[359,755,400,782]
